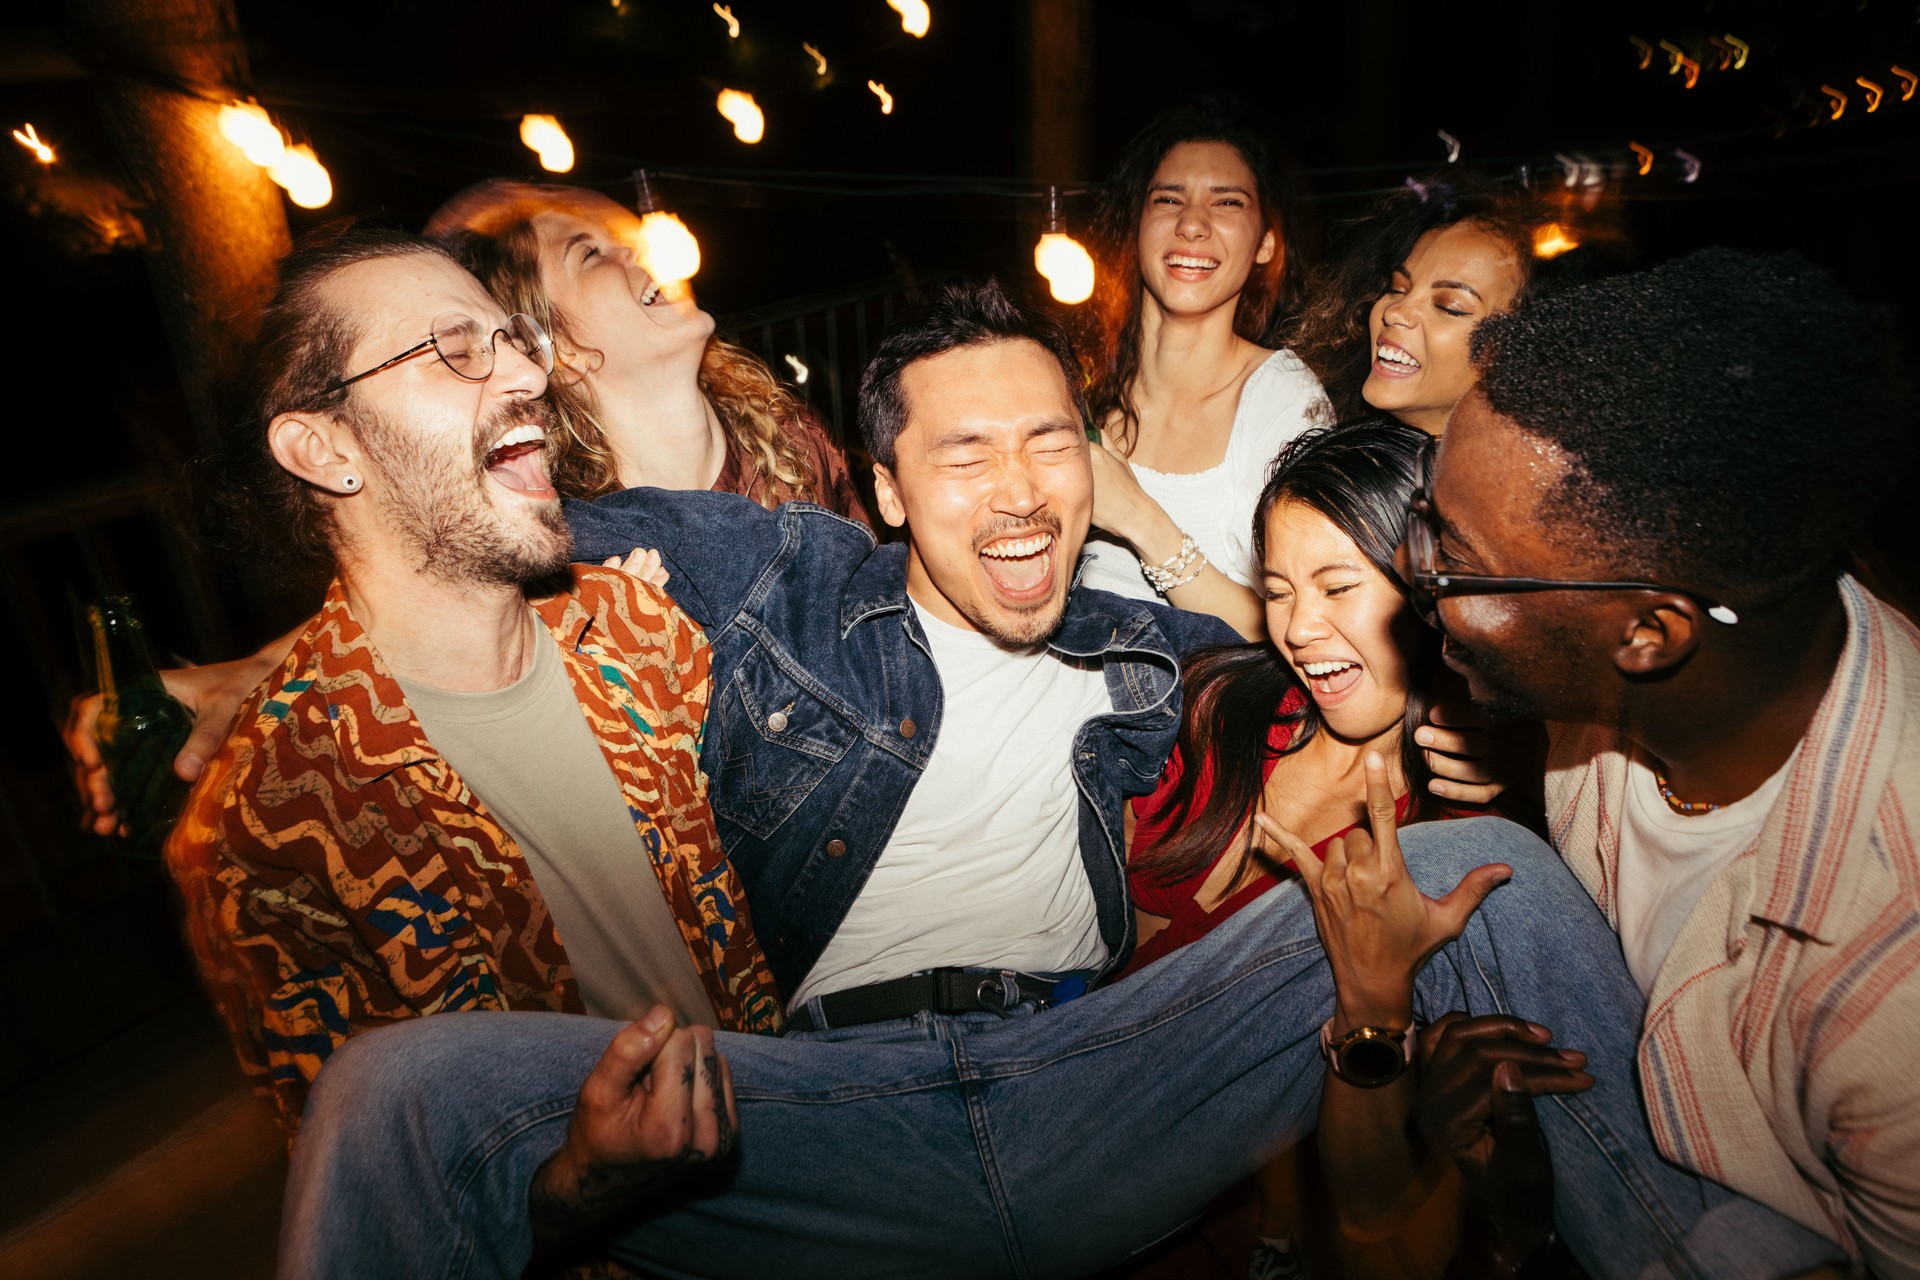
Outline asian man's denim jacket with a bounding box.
[567,489,1238,997]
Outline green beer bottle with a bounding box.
[87,595,194,857]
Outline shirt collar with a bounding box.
[293,576,595,790]
[1745,576,1892,944]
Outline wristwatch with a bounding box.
[1319,1017,1415,1088]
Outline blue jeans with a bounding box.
[279,819,1845,1280]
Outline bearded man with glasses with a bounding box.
[169,226,780,1149]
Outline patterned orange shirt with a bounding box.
[168,567,782,1131]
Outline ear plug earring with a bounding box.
[340,475,360,492]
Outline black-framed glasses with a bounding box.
[321,312,555,394]
[1403,439,1739,628]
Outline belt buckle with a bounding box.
[975,971,1045,1017]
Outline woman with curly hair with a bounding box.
[427,180,869,523]
[1077,99,1328,641]
[1284,175,1590,432]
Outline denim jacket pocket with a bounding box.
[710,647,859,839]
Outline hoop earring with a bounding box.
[340,475,360,492]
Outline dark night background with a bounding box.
[0,1,1917,1271]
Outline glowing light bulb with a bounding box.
[868,81,894,114]
[11,123,54,164]
[634,211,701,285]
[268,143,332,209]
[1034,232,1094,305]
[716,89,764,143]
[888,0,930,37]
[784,354,809,384]
[519,114,575,174]
[218,100,285,167]
[713,3,739,37]
[1531,223,1579,260]
[804,43,828,75]
[1629,142,1654,176]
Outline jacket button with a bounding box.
[767,710,789,732]
[826,838,848,858]
[899,718,917,739]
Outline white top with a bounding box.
[790,603,1112,1008]
[1615,743,1800,996]
[1078,348,1329,600]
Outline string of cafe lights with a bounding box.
[11,15,1920,303]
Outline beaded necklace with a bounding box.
[1652,765,1723,815]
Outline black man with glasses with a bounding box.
[1406,248,1920,1276]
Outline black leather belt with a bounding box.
[786,968,1085,1033]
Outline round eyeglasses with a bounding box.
[322,312,555,394]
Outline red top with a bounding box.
[1122,688,1469,978]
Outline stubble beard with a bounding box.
[350,399,573,589]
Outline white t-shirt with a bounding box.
[1615,744,1801,996]
[1078,348,1328,600]
[790,603,1112,1007]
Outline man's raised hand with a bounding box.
[528,1007,739,1244]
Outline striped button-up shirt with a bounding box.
[1546,576,1920,1275]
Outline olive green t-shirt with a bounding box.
[398,624,715,1027]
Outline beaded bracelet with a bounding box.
[1140,533,1208,595]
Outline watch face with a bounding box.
[1340,1035,1405,1085]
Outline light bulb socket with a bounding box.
[1044,184,1063,234]
[633,168,661,215]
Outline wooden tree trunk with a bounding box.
[66,0,290,446]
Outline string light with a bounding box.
[1857,77,1884,113]
[1723,34,1749,70]
[518,114,575,173]
[631,169,701,285]
[1629,141,1654,175]
[1657,40,1700,88]
[1707,36,1735,72]
[804,42,828,75]
[1675,149,1701,183]
[1437,129,1460,163]
[11,123,54,164]
[713,3,739,38]
[217,100,285,167]
[216,100,332,208]
[784,354,809,384]
[716,89,765,143]
[868,81,894,114]
[1628,36,1653,70]
[1531,223,1579,259]
[887,0,930,38]
[1821,84,1847,120]
[268,143,332,208]
[1892,66,1916,102]
[1033,185,1094,305]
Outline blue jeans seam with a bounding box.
[442,1094,578,1280]
[953,1035,1030,1279]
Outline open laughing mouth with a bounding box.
[1165,252,1220,278]
[977,527,1057,603]
[1372,341,1420,377]
[483,423,557,499]
[1300,658,1364,705]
